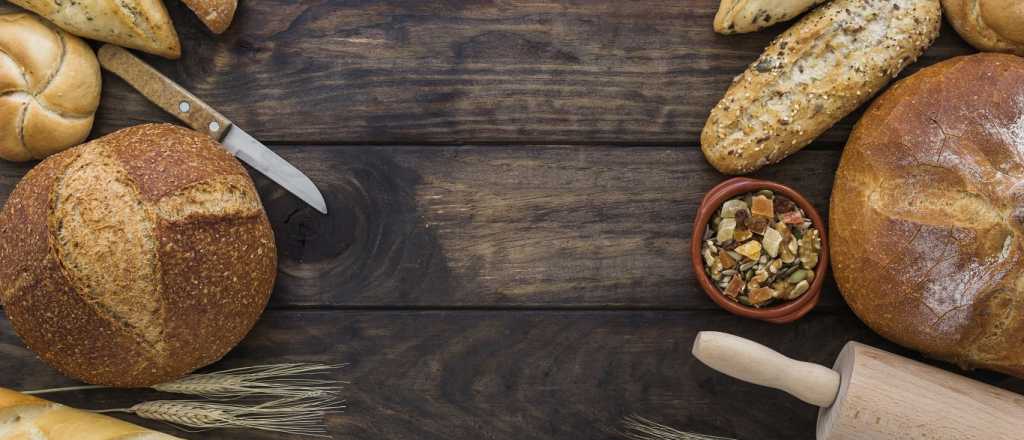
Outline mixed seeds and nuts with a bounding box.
[700,190,821,308]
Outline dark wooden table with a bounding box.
[1,1,1021,439]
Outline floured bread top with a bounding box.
[0,124,276,387]
[830,53,1024,377]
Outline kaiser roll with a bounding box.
[831,53,1024,377]
[942,0,1024,55]
[0,124,277,387]
[0,13,101,162]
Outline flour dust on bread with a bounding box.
[942,0,1024,55]
[182,0,237,34]
[831,54,1024,378]
[0,387,183,439]
[8,0,181,59]
[701,0,941,175]
[714,0,827,34]
[0,13,101,162]
[0,124,277,387]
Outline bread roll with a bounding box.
[9,0,181,59]
[182,0,237,34]
[831,53,1024,377]
[0,13,101,162]
[714,0,826,34]
[0,387,183,439]
[701,0,941,175]
[943,0,1024,55]
[0,124,277,387]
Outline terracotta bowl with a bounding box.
[691,177,828,324]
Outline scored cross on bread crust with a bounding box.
[0,124,276,387]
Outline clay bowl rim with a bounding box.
[691,177,828,323]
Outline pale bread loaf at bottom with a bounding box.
[0,387,182,439]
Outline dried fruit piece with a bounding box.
[724,274,745,298]
[767,258,783,274]
[751,195,774,218]
[717,218,737,243]
[735,209,751,227]
[735,240,762,261]
[762,227,782,257]
[774,195,797,215]
[734,228,753,242]
[720,199,748,218]
[749,216,769,234]
[748,287,776,305]
[719,250,737,269]
[781,210,804,224]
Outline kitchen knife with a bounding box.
[96,44,328,214]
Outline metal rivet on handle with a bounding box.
[178,101,191,113]
[209,121,221,132]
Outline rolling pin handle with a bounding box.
[692,331,840,408]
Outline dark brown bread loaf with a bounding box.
[0,124,276,387]
[831,53,1024,377]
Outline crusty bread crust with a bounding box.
[0,13,101,162]
[942,0,1024,56]
[0,387,184,439]
[701,0,941,175]
[0,124,276,387]
[182,0,237,34]
[714,0,825,35]
[831,53,1024,378]
[9,0,181,59]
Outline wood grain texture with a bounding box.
[0,0,974,146]
[3,310,1022,440]
[0,145,845,309]
[248,145,837,308]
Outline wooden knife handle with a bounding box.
[692,331,840,408]
[98,44,231,140]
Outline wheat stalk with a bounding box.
[151,363,347,399]
[26,363,347,399]
[621,416,736,440]
[98,395,346,437]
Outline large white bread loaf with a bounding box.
[701,0,941,175]
[0,387,183,439]
[8,0,181,59]
[0,13,101,162]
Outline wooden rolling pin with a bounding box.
[692,331,1024,439]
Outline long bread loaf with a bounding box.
[701,0,941,174]
[0,387,182,439]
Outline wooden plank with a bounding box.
[3,310,1022,439]
[0,1,973,146]
[0,145,844,309]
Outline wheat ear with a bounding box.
[97,396,345,437]
[25,363,346,399]
[621,416,736,440]
[151,363,347,399]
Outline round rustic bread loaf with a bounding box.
[942,0,1024,55]
[0,13,101,162]
[831,53,1024,377]
[0,124,277,387]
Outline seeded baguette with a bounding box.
[701,0,942,175]
[714,0,827,34]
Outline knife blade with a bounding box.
[96,44,328,214]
